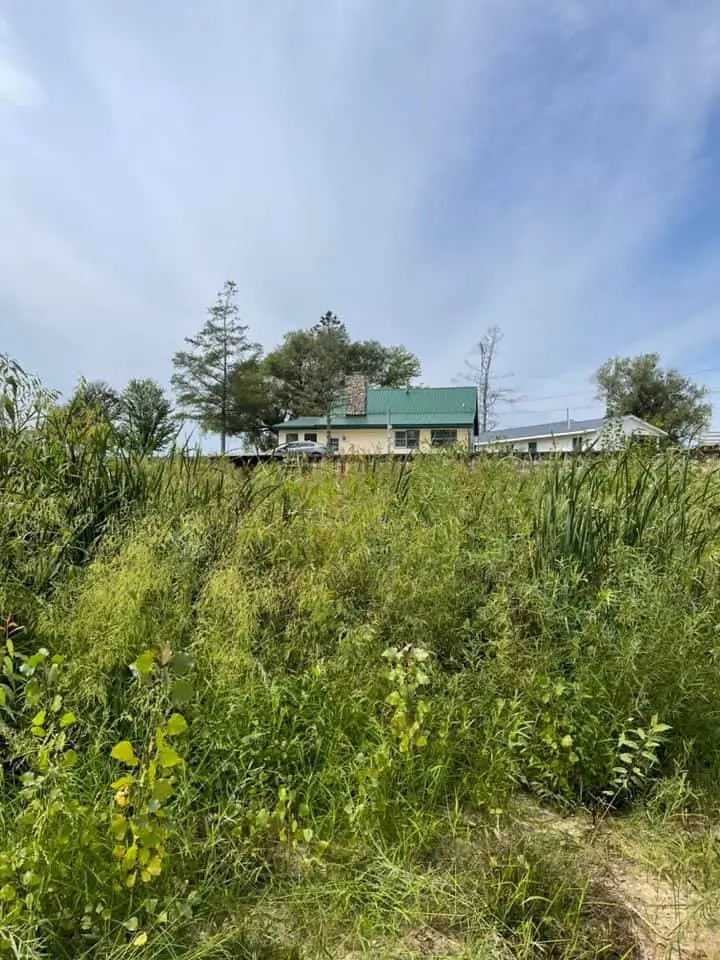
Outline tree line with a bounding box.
[17,280,713,455]
[170,280,421,453]
[461,324,711,444]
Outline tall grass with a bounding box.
[1,363,719,957]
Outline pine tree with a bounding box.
[171,281,258,453]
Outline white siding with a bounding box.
[479,416,664,453]
[510,434,586,454]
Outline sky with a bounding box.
[2,0,720,438]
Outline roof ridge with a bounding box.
[370,384,474,391]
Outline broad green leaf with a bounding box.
[123,916,139,932]
[133,651,155,675]
[170,679,193,706]
[59,712,77,728]
[170,651,193,676]
[111,775,134,790]
[25,680,41,707]
[132,932,148,947]
[152,779,173,801]
[50,694,62,713]
[138,827,161,847]
[30,726,46,738]
[165,713,188,737]
[111,741,139,766]
[111,815,127,840]
[31,710,45,727]
[157,746,182,769]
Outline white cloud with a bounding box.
[1,0,719,430]
[0,16,40,108]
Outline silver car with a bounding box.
[273,440,328,460]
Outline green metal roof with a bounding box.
[274,386,478,431]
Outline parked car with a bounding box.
[273,440,328,461]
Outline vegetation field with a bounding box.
[2,381,720,957]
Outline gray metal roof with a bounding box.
[476,417,607,444]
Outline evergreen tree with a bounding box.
[171,281,259,453]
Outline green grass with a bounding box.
[2,374,720,957]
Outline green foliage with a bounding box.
[263,310,421,421]
[117,378,179,456]
[382,645,431,753]
[69,378,123,428]
[171,279,261,452]
[109,651,191,892]
[605,714,671,801]
[1,377,720,956]
[594,352,711,442]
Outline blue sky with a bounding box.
[2,0,720,436]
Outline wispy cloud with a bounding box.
[1,0,719,425]
[0,19,40,107]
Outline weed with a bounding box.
[1,365,720,957]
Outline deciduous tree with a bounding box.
[593,353,711,443]
[458,325,519,432]
[118,378,179,455]
[264,313,421,422]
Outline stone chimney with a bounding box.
[345,373,367,416]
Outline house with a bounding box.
[475,414,666,454]
[274,377,478,454]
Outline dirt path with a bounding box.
[518,801,719,959]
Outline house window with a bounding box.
[328,438,339,453]
[304,433,317,442]
[528,441,538,455]
[285,433,299,443]
[572,436,583,453]
[430,429,457,447]
[395,429,420,449]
